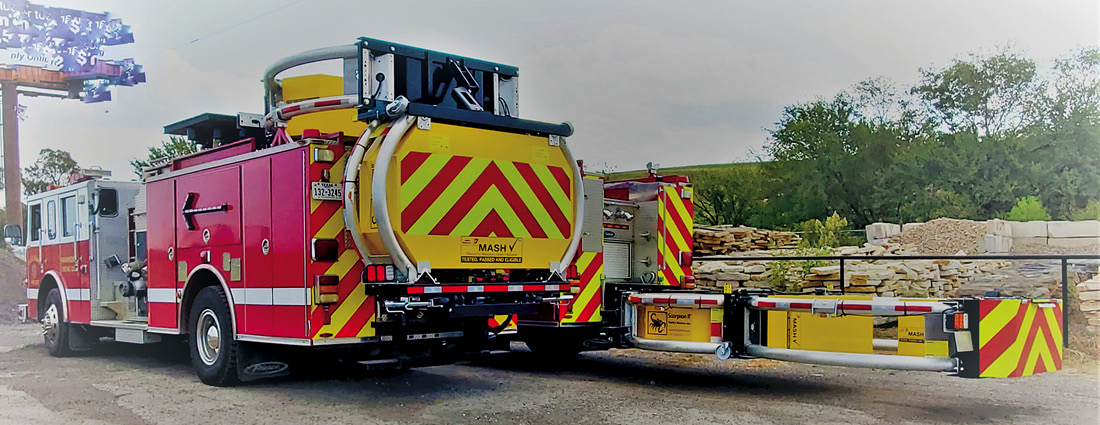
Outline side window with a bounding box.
[46,200,57,240]
[62,195,77,237]
[97,188,118,217]
[29,204,41,242]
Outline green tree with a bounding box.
[131,136,198,176]
[1018,47,1100,219]
[692,165,767,226]
[913,48,1038,136]
[800,212,849,248]
[1070,200,1100,221]
[22,149,80,196]
[1001,196,1052,221]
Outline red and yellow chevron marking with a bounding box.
[657,185,694,286]
[562,251,603,324]
[399,151,572,239]
[307,140,376,340]
[488,314,517,330]
[978,299,1062,377]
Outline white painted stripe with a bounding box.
[26,288,38,300]
[147,288,176,303]
[244,288,274,305]
[507,285,523,292]
[423,286,443,294]
[230,288,312,306]
[65,288,90,301]
[467,285,484,293]
[272,288,310,306]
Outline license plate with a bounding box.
[311,182,342,201]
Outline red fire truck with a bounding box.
[15,38,582,385]
[13,38,1064,386]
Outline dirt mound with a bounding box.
[890,218,986,255]
[0,247,26,324]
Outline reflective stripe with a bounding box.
[273,288,310,306]
[230,288,312,306]
[65,288,90,301]
[147,288,176,303]
[26,288,38,300]
[407,284,566,294]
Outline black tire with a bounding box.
[42,288,72,357]
[188,286,239,386]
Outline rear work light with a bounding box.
[311,238,340,262]
[315,275,340,305]
[364,264,397,283]
[678,251,693,268]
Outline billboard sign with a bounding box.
[0,0,135,72]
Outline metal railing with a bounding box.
[695,254,1100,348]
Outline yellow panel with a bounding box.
[766,310,788,348]
[638,306,712,343]
[765,295,873,354]
[897,315,927,356]
[281,74,367,137]
[360,122,576,270]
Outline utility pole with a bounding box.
[1,82,19,228]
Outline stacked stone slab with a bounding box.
[1078,276,1100,334]
[693,226,800,255]
[693,243,1011,298]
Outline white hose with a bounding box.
[370,115,417,279]
[556,137,585,274]
[342,121,381,266]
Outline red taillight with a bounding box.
[683,275,696,289]
[566,264,579,280]
[364,264,396,283]
[949,312,969,330]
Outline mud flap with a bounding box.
[956,298,1063,378]
[236,342,292,382]
[67,324,98,351]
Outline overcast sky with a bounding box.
[7,0,1100,182]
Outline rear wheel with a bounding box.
[42,288,72,357]
[188,286,239,386]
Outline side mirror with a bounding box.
[4,224,23,246]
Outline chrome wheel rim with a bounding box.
[196,309,222,366]
[42,304,59,345]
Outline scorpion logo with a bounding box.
[648,311,668,335]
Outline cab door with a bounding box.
[57,187,92,323]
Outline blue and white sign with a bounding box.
[0,1,144,102]
[0,0,134,72]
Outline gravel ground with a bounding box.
[0,324,1096,425]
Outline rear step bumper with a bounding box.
[625,335,721,355]
[745,344,958,372]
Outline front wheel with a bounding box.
[188,286,239,386]
[42,288,72,357]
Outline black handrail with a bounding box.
[696,254,1100,348]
